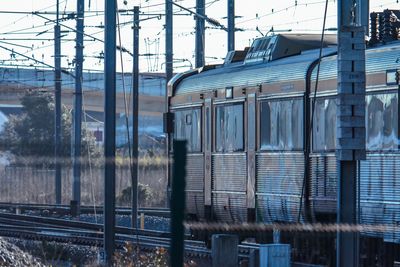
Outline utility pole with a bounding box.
[227,0,235,52]
[170,140,187,267]
[104,0,116,263]
[54,0,62,204]
[165,0,173,208]
[195,0,205,68]
[336,0,366,266]
[165,1,173,82]
[131,6,140,229]
[72,0,84,209]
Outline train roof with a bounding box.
[171,38,400,97]
[312,40,400,81]
[170,34,338,97]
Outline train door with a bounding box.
[204,98,212,220]
[247,93,256,222]
[172,106,204,220]
[211,99,247,222]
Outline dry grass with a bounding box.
[0,153,168,207]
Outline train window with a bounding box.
[215,104,244,152]
[174,108,201,152]
[312,98,337,151]
[366,92,398,150]
[260,98,303,150]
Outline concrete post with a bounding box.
[212,234,238,267]
[195,0,205,68]
[72,0,85,207]
[54,0,62,205]
[131,5,140,230]
[103,0,117,262]
[336,24,365,267]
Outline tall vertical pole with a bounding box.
[104,0,116,263]
[336,0,366,266]
[54,0,62,204]
[195,0,205,68]
[170,140,187,267]
[227,0,235,52]
[165,1,173,82]
[357,0,369,35]
[131,6,140,229]
[72,0,84,207]
[165,0,173,207]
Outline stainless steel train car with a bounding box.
[164,10,400,255]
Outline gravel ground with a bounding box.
[0,238,45,266]
[6,238,211,267]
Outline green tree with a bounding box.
[0,90,100,166]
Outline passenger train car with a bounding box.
[164,9,400,263]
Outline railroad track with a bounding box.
[0,202,170,217]
[0,211,213,258]
[0,211,258,260]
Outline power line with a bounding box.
[0,43,73,77]
[236,0,335,25]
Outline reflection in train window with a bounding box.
[260,98,303,150]
[366,93,398,150]
[174,108,201,152]
[312,98,337,151]
[215,104,244,152]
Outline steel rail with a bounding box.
[0,223,214,259]
[0,212,172,239]
[0,211,261,260]
[0,203,170,217]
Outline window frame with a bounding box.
[258,96,305,152]
[213,102,245,153]
[365,90,399,152]
[173,106,202,153]
[311,95,337,153]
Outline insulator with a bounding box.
[369,12,378,44]
[378,13,384,41]
[383,9,393,42]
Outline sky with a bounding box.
[0,0,398,73]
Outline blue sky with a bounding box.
[0,0,398,72]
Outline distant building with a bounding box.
[0,66,166,147]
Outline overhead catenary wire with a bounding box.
[297,0,329,223]
[236,0,335,25]
[0,43,74,77]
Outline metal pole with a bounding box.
[195,0,205,68]
[357,0,369,35]
[336,0,365,266]
[72,0,84,207]
[165,0,173,208]
[170,140,187,267]
[54,0,62,204]
[227,0,235,52]
[337,0,353,27]
[131,6,140,229]
[337,161,358,267]
[104,0,116,263]
[165,1,173,82]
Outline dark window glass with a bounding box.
[260,99,303,150]
[174,108,201,152]
[312,98,337,151]
[215,104,244,152]
[366,93,398,150]
[206,107,211,151]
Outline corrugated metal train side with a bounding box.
[167,40,400,244]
